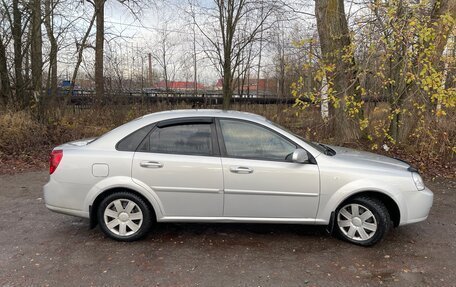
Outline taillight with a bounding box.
[50,150,63,174]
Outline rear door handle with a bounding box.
[140,161,163,168]
[229,166,253,174]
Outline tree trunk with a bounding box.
[44,0,58,102]
[95,0,105,98]
[0,38,12,106]
[12,0,25,108]
[315,0,360,143]
[70,11,96,93]
[192,21,198,96]
[257,6,264,96]
[429,0,456,70]
[31,0,43,107]
[222,57,232,109]
[445,35,455,89]
[163,49,168,91]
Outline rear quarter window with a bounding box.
[116,125,154,151]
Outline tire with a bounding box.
[97,191,152,241]
[334,196,391,246]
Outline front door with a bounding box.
[132,119,223,217]
[218,119,320,219]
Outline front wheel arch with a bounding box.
[89,187,157,229]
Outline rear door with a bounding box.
[131,118,224,217]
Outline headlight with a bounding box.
[412,172,425,191]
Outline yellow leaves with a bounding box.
[440,13,456,27]
[359,118,369,131]
[314,68,325,82]
[314,63,336,83]
[344,95,363,118]
[435,109,446,117]
[405,72,416,84]
[330,93,340,109]
[291,38,316,49]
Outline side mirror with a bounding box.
[292,148,309,163]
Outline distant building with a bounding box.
[214,79,223,90]
[215,78,277,95]
[154,81,205,91]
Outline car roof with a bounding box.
[140,109,266,122]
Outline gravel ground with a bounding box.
[0,171,455,287]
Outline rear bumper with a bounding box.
[400,187,433,226]
[43,177,90,219]
[45,204,90,218]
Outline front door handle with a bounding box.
[140,161,163,168]
[229,166,253,174]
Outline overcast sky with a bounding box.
[55,0,320,85]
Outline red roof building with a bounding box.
[154,81,205,90]
[214,78,277,94]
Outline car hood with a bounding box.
[327,145,410,171]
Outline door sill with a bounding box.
[159,216,321,224]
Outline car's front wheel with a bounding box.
[97,191,152,241]
[335,196,391,246]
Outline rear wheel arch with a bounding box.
[339,191,401,227]
[89,187,157,228]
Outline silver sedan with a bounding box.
[43,110,433,246]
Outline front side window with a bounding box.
[148,124,213,156]
[219,119,296,161]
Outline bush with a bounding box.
[0,111,48,156]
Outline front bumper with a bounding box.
[400,186,434,226]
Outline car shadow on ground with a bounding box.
[54,217,348,247]
[46,211,427,257]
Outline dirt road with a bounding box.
[0,171,454,286]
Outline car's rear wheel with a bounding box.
[97,192,152,241]
[335,196,391,246]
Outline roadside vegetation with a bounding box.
[0,102,453,178]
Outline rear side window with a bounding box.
[147,124,213,156]
[116,125,153,151]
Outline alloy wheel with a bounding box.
[103,199,144,236]
[337,203,378,241]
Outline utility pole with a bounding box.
[141,55,144,94]
[148,53,153,87]
[193,14,198,96]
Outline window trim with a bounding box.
[156,117,213,128]
[215,117,314,163]
[136,117,220,157]
[115,123,156,152]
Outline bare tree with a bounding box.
[152,24,177,91]
[195,0,275,108]
[43,0,59,100]
[70,11,97,96]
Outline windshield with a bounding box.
[266,120,327,154]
